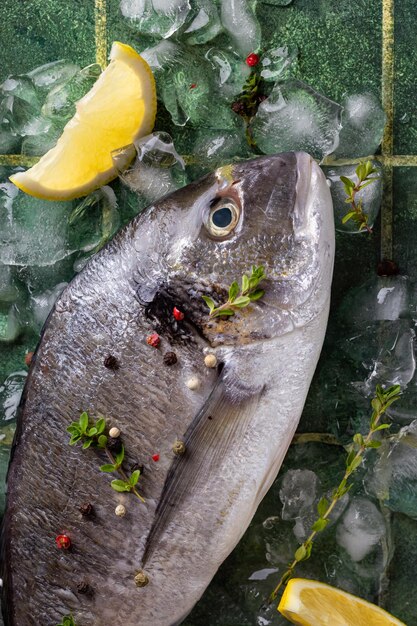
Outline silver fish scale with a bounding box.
[2,241,217,625]
[1,153,334,625]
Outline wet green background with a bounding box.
[1,0,417,624]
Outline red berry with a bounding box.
[146,332,160,348]
[55,534,71,549]
[173,307,184,321]
[246,53,260,67]
[152,454,160,462]
[190,83,197,89]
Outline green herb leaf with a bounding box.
[115,446,125,466]
[349,456,363,471]
[228,281,239,302]
[96,418,106,434]
[79,412,89,432]
[111,479,131,493]
[98,435,108,448]
[232,296,251,308]
[130,470,140,486]
[317,497,329,517]
[67,425,80,435]
[373,423,391,431]
[69,434,82,445]
[249,289,265,301]
[312,518,329,532]
[202,295,216,312]
[82,439,93,450]
[212,308,235,317]
[294,545,307,562]
[342,211,357,224]
[241,274,249,293]
[100,464,116,473]
[366,440,382,448]
[340,176,355,189]
[88,427,98,437]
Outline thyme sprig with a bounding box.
[203,265,266,318]
[341,161,379,233]
[269,383,401,603]
[56,616,76,626]
[67,412,145,502]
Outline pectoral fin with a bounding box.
[142,369,263,565]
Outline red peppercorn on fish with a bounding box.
[1,153,334,625]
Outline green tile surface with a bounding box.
[393,0,417,154]
[393,166,417,273]
[0,0,96,82]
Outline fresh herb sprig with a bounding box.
[100,445,144,501]
[67,413,145,502]
[340,161,379,233]
[203,265,266,318]
[56,616,76,626]
[269,383,401,603]
[67,412,107,449]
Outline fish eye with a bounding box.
[205,199,240,239]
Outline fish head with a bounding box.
[133,152,334,347]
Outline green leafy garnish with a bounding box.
[203,265,266,319]
[67,413,144,503]
[56,616,76,626]
[269,383,401,603]
[341,160,379,232]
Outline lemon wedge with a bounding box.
[10,42,156,200]
[278,579,406,626]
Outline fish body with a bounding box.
[1,152,334,625]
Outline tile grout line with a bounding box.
[3,154,417,168]
[95,0,108,70]
[381,0,395,260]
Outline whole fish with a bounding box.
[1,152,334,626]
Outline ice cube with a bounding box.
[42,64,101,124]
[0,265,19,304]
[279,469,318,520]
[252,79,342,160]
[114,132,186,208]
[0,371,27,423]
[69,186,120,257]
[29,282,68,332]
[178,128,250,178]
[260,46,297,82]
[220,0,261,58]
[21,124,61,156]
[120,0,191,39]
[368,420,417,519]
[183,0,223,45]
[27,60,80,92]
[0,173,72,267]
[333,93,386,158]
[339,276,410,327]
[142,41,236,128]
[0,306,21,343]
[336,497,385,562]
[322,161,382,233]
[204,48,251,100]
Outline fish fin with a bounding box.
[142,369,264,565]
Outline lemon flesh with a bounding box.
[10,42,156,200]
[278,579,406,626]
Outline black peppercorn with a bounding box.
[79,502,94,516]
[163,351,177,366]
[107,436,122,453]
[104,355,120,371]
[77,581,93,596]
